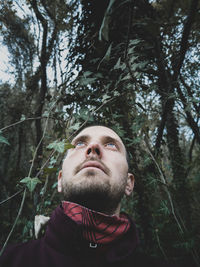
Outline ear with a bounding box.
[125,173,135,196]
[57,170,63,192]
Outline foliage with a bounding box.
[0,133,10,146]
[0,0,200,265]
[20,177,42,193]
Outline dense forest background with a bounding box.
[0,0,200,265]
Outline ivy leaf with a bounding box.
[47,140,74,154]
[129,39,141,46]
[79,77,97,86]
[83,71,92,77]
[52,181,58,189]
[47,140,65,153]
[114,58,121,70]
[0,134,10,145]
[70,122,81,131]
[103,44,112,61]
[20,177,42,193]
[102,94,110,102]
[65,142,75,150]
[97,44,112,70]
[43,167,57,175]
[20,114,26,121]
[122,73,131,81]
[113,91,120,97]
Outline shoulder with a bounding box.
[1,238,42,253]
[0,239,42,267]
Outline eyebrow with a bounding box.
[72,135,90,144]
[101,136,122,149]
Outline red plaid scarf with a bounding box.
[62,201,130,245]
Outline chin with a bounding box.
[74,171,108,186]
[62,183,123,214]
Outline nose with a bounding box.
[85,143,102,158]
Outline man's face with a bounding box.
[58,126,134,215]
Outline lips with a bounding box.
[81,161,106,173]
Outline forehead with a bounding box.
[72,126,124,145]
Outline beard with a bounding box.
[61,169,126,214]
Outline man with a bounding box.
[0,126,181,267]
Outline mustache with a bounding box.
[74,157,110,175]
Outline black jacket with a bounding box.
[0,205,185,267]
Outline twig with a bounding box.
[28,101,58,178]
[144,137,184,233]
[0,117,43,132]
[0,189,23,205]
[155,229,168,260]
[35,150,56,177]
[0,188,27,257]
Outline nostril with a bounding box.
[95,148,100,155]
[86,146,101,156]
[87,148,92,155]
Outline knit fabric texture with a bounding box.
[62,201,131,245]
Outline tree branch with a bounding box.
[176,83,200,144]
[180,75,200,114]
[0,189,27,257]
[0,189,23,205]
[174,0,199,79]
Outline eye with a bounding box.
[105,143,117,149]
[75,141,85,147]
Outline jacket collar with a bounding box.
[44,204,139,263]
[62,201,131,245]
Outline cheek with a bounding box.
[62,158,73,175]
[110,157,128,175]
[62,153,83,173]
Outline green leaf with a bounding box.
[49,156,56,166]
[52,181,58,189]
[138,61,148,69]
[114,58,121,70]
[103,44,112,61]
[158,200,170,215]
[113,91,120,97]
[70,122,81,131]
[20,114,26,121]
[65,142,75,150]
[79,77,97,86]
[97,44,112,70]
[47,140,74,154]
[0,134,10,145]
[129,39,141,46]
[122,73,131,81]
[47,140,65,153]
[102,94,111,101]
[20,177,42,192]
[43,111,49,117]
[43,167,57,175]
[83,71,92,77]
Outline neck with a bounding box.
[112,204,121,216]
[62,197,121,216]
[62,201,131,245]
